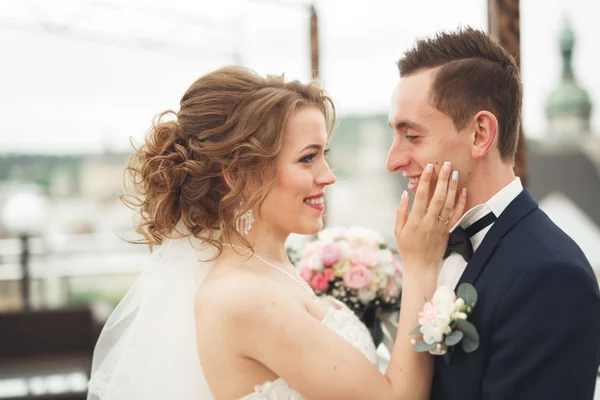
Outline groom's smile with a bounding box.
[404,173,422,193]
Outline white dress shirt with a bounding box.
[437,178,524,289]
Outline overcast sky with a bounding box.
[0,0,598,154]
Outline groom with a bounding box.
[387,27,600,399]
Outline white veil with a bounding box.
[87,231,217,400]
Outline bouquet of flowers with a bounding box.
[289,226,403,346]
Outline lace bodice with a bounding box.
[239,305,378,400]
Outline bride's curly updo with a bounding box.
[123,66,336,253]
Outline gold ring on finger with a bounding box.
[438,215,450,224]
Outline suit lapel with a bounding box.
[454,189,539,290]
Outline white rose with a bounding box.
[336,240,352,259]
[381,263,396,276]
[433,285,457,316]
[377,249,393,266]
[365,231,385,247]
[346,226,384,247]
[318,227,345,243]
[306,254,323,270]
[346,226,366,246]
[357,288,377,304]
[435,313,451,329]
[421,324,445,345]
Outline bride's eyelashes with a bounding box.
[299,148,330,163]
[300,153,317,163]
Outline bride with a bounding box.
[87,66,466,399]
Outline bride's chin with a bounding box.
[294,222,323,236]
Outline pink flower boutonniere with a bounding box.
[411,283,479,363]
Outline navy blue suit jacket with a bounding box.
[431,190,600,400]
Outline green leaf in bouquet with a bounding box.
[414,340,436,352]
[455,319,479,353]
[410,326,422,335]
[457,283,478,307]
[444,330,463,346]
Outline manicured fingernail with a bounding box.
[452,170,459,181]
[402,171,408,178]
[425,164,433,173]
[401,190,408,201]
[462,188,467,196]
[443,161,451,172]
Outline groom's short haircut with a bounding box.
[397,27,522,162]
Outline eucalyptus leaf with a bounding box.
[456,319,480,353]
[414,340,436,352]
[456,319,479,342]
[444,330,464,346]
[457,283,478,307]
[410,326,422,335]
[462,337,479,353]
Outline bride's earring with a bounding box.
[235,200,254,235]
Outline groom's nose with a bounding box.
[386,138,410,173]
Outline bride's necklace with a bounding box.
[226,243,318,300]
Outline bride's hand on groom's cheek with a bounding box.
[394,161,467,273]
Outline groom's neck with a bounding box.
[464,161,516,212]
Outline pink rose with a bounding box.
[320,243,342,266]
[343,265,371,290]
[310,273,329,291]
[323,268,335,282]
[418,302,440,326]
[299,267,313,283]
[351,246,378,268]
[392,254,403,275]
[382,277,401,299]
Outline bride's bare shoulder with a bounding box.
[194,265,302,327]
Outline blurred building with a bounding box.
[527,21,600,273]
[545,21,593,139]
[78,153,129,205]
[0,151,133,235]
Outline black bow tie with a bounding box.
[444,212,497,262]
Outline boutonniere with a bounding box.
[411,283,479,363]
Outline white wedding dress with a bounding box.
[87,233,378,400]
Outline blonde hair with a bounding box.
[123,66,336,255]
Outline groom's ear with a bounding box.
[470,111,498,160]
